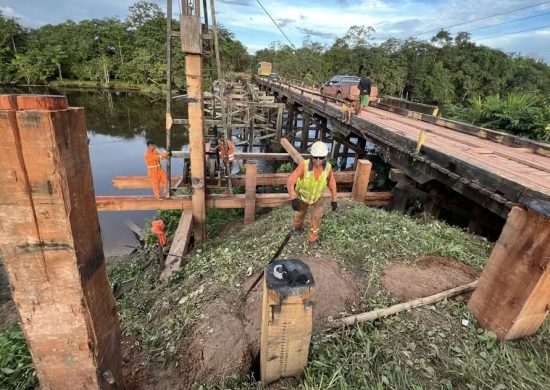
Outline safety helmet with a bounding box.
[310,141,328,157]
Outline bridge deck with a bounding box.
[258,79,550,217]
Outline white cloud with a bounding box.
[1,6,25,19]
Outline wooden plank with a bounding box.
[468,206,550,339]
[185,54,206,242]
[244,163,257,224]
[113,175,181,190]
[352,160,372,202]
[172,151,310,160]
[280,138,305,164]
[96,191,391,212]
[160,212,193,281]
[112,171,356,189]
[0,95,122,388]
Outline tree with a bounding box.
[127,1,163,29]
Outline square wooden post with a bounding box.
[260,260,315,383]
[352,160,372,202]
[244,163,257,224]
[0,95,123,388]
[468,206,550,340]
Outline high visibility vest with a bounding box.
[296,159,331,205]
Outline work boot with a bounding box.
[293,227,305,235]
[309,240,320,249]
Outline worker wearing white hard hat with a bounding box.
[287,141,338,249]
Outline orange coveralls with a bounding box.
[144,149,169,197]
[287,162,337,241]
[218,139,235,162]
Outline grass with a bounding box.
[3,201,550,389]
[0,326,36,390]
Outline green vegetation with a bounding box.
[0,1,249,88]
[2,202,549,388]
[112,201,549,390]
[0,326,35,390]
[447,92,550,142]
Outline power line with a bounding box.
[255,0,296,49]
[467,10,550,32]
[415,1,550,36]
[472,24,550,41]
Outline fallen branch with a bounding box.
[329,280,478,328]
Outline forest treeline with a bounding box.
[0,2,548,140]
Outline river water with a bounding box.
[1,87,188,256]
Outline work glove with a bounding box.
[291,198,301,212]
[331,201,338,211]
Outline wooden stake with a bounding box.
[468,206,550,340]
[0,95,123,388]
[331,281,478,328]
[352,160,372,202]
[244,163,257,224]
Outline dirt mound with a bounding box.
[179,299,251,389]
[382,256,480,302]
[243,255,360,357]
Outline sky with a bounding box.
[1,0,549,60]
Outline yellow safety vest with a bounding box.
[296,159,331,205]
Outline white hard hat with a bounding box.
[310,141,328,157]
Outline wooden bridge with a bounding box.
[256,77,550,221]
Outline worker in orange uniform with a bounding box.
[145,141,170,199]
[287,141,337,249]
[216,133,235,166]
[151,220,167,246]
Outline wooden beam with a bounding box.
[0,95,123,388]
[468,206,550,340]
[172,151,310,160]
[160,212,193,281]
[280,138,305,164]
[185,54,206,242]
[96,191,392,212]
[244,163,257,224]
[112,171,355,190]
[113,175,181,190]
[352,160,372,202]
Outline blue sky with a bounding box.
[2,0,549,60]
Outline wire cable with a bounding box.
[467,10,550,33]
[472,24,550,41]
[415,1,550,36]
[255,0,296,49]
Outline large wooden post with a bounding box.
[468,206,550,340]
[352,160,372,202]
[0,95,123,388]
[182,1,207,242]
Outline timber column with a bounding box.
[0,95,123,388]
[181,1,206,242]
